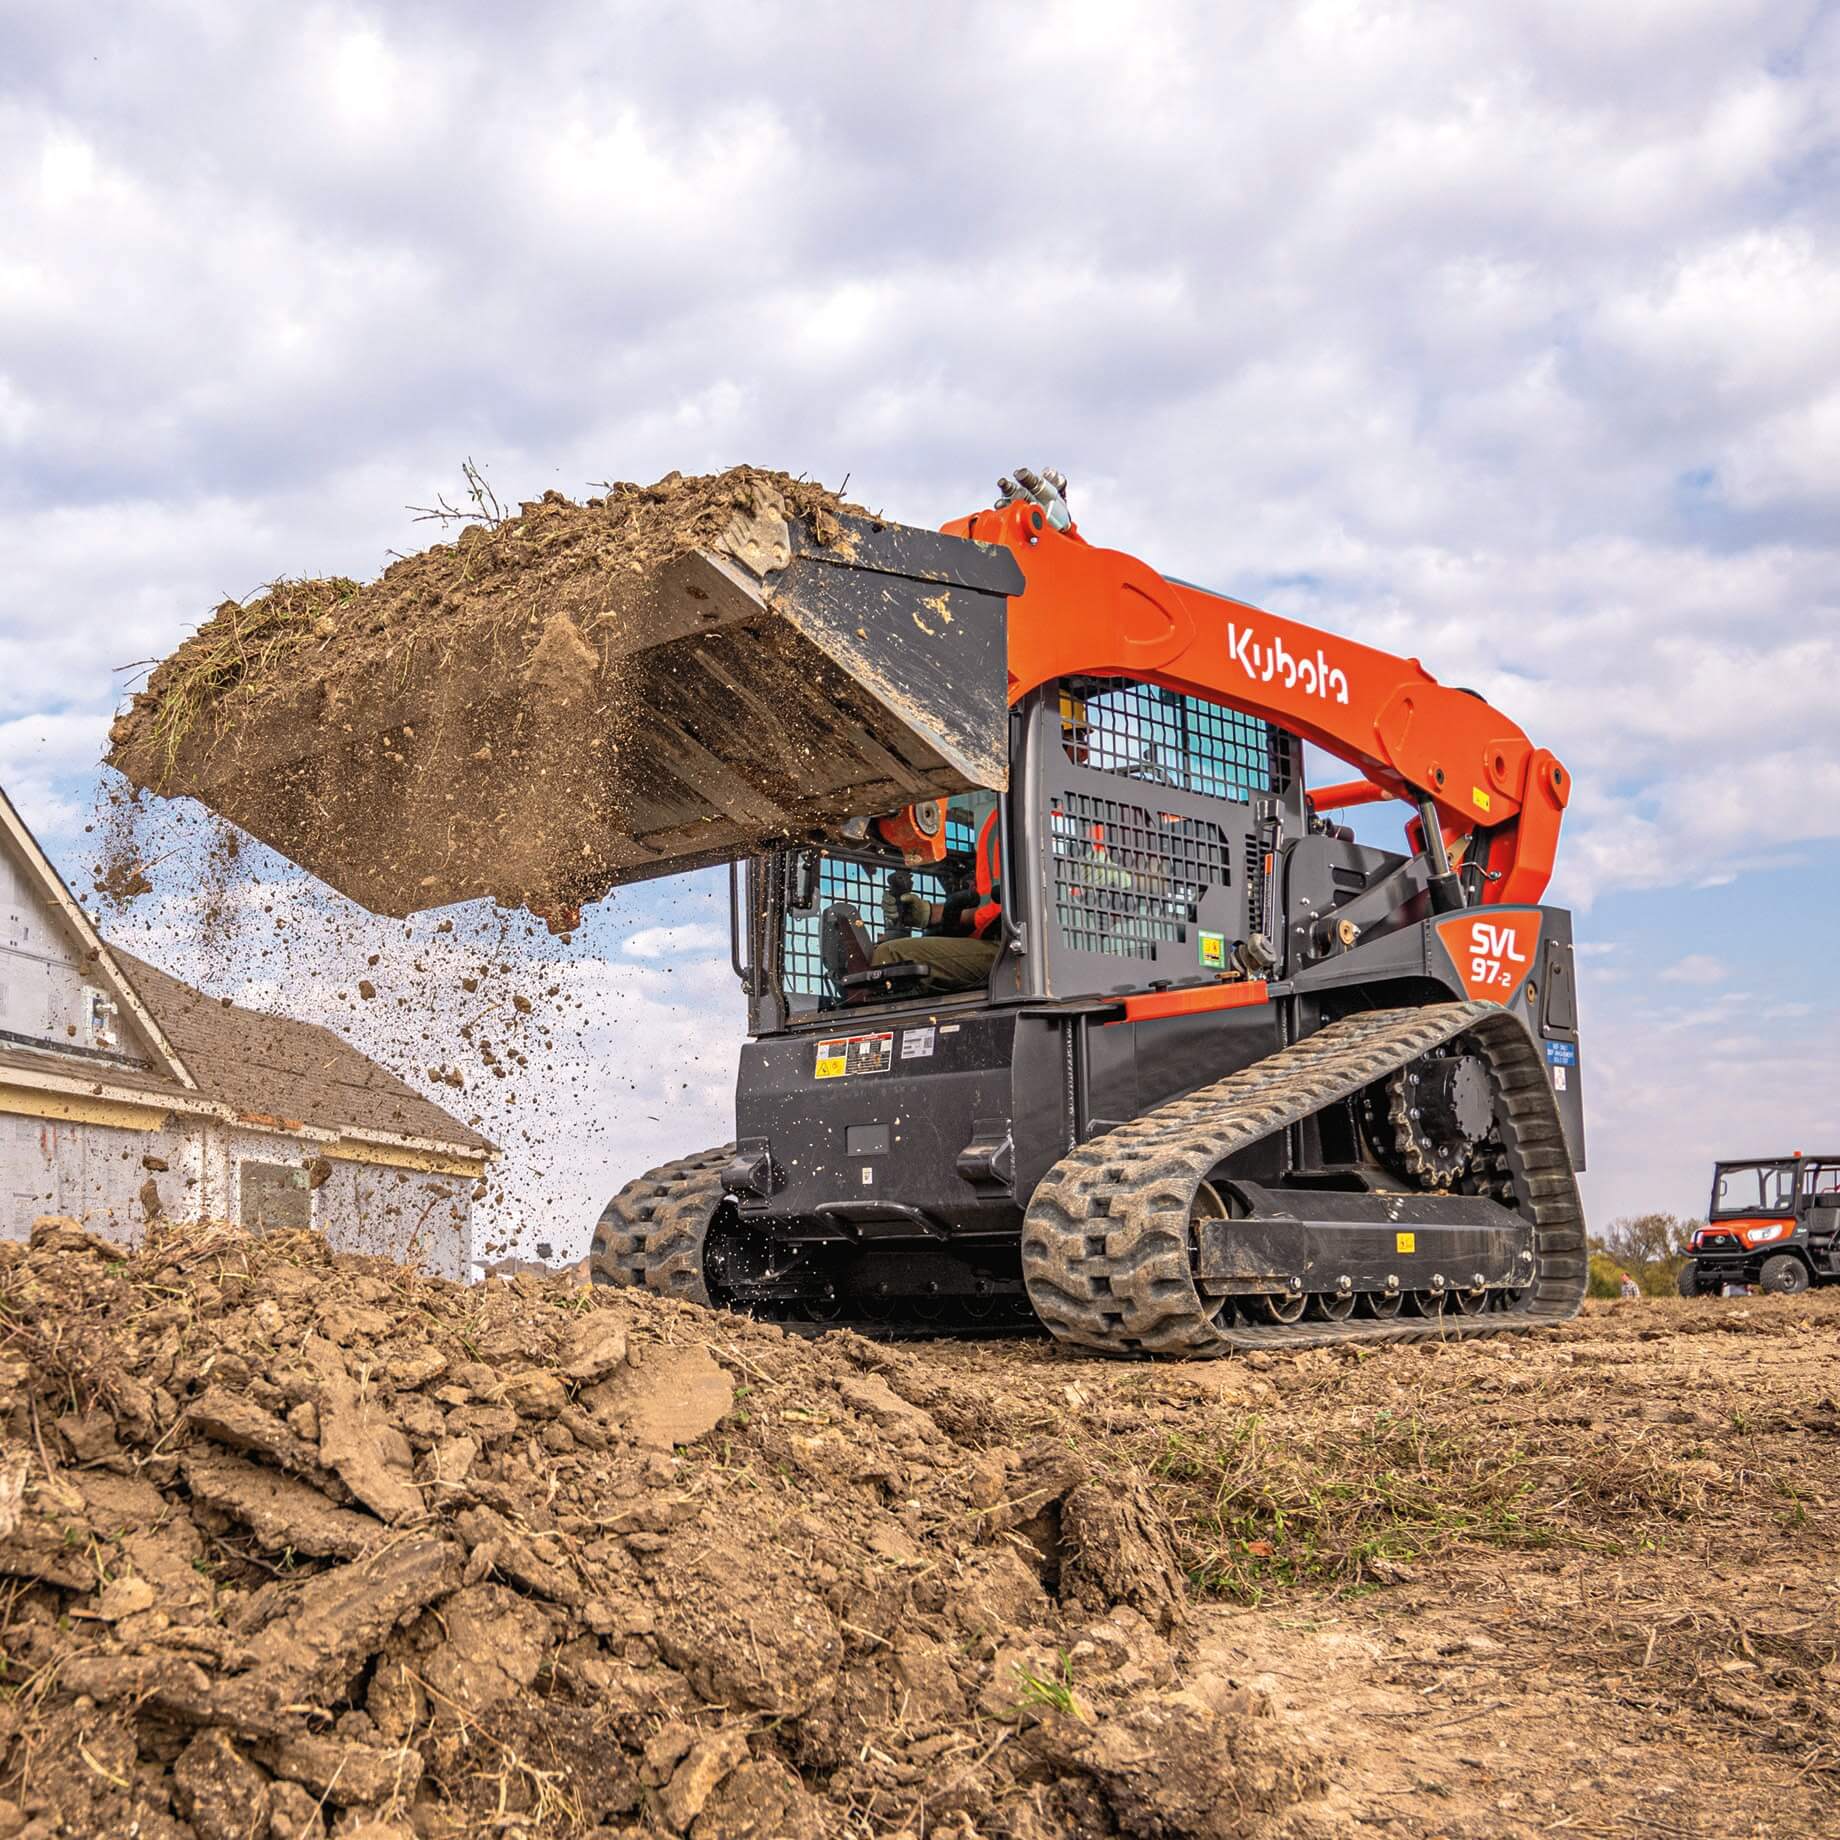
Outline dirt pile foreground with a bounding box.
[104,467,865,921]
[0,1220,1327,1840]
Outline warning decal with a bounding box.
[1198,930,1226,970]
[1434,911,1542,1005]
[815,1032,894,1079]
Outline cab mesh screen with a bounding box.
[1050,794,1229,958]
[1061,679,1288,798]
[781,856,952,1000]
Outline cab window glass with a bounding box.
[1713,1163,1797,1214]
[944,791,998,854]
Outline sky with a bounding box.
[3,0,1838,1252]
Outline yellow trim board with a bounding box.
[0,1082,172,1133]
[324,1138,486,1179]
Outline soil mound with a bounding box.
[0,1218,1326,1839]
[104,468,868,922]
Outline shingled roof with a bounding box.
[111,950,493,1155]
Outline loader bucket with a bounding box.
[106,493,1021,919]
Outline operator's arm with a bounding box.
[934,889,983,934]
[889,888,992,935]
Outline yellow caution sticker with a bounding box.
[814,1033,894,1079]
[1395,1231,1417,1254]
[1471,786,1492,814]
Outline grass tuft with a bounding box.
[140,578,360,776]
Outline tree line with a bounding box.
[1586,1213,1698,1297]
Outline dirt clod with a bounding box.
[588,1341,734,1449]
[173,1728,271,1840]
[658,1725,751,1832]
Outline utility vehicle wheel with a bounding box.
[1675,1259,1701,1298]
[590,1144,772,1310]
[1759,1253,1811,1296]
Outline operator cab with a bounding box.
[778,790,1001,1016]
[738,676,1307,1038]
[1708,1159,1800,1219]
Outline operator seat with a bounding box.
[822,901,929,1007]
[820,901,873,998]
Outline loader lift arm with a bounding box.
[944,497,1570,908]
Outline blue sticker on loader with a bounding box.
[1544,1040,1577,1066]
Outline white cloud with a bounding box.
[0,710,113,835]
[622,924,727,961]
[1577,974,1840,1223]
[4,0,1838,1249]
[1659,953,1730,985]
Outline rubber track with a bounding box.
[588,1142,736,1307]
[1020,1002,1586,1356]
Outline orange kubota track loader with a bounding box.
[590,471,1588,1353]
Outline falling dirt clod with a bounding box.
[106,467,1015,922]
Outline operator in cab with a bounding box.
[869,809,1002,994]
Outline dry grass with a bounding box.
[138,578,358,776]
[1063,1369,1801,1606]
[1157,1416,1745,1602]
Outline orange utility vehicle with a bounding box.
[591,468,1588,1353]
[1681,1156,1840,1296]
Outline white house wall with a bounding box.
[0,841,133,1056]
[2,1110,474,1274]
[1,1112,201,1240]
[312,1159,473,1279]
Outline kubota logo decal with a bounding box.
[1226,622,1351,705]
[1436,912,1542,1004]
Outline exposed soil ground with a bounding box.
[4,1222,1835,1840]
[943,1297,1840,1839]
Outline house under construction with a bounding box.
[0,785,492,1276]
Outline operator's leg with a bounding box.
[870,935,999,993]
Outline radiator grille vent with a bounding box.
[1051,792,1229,959]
